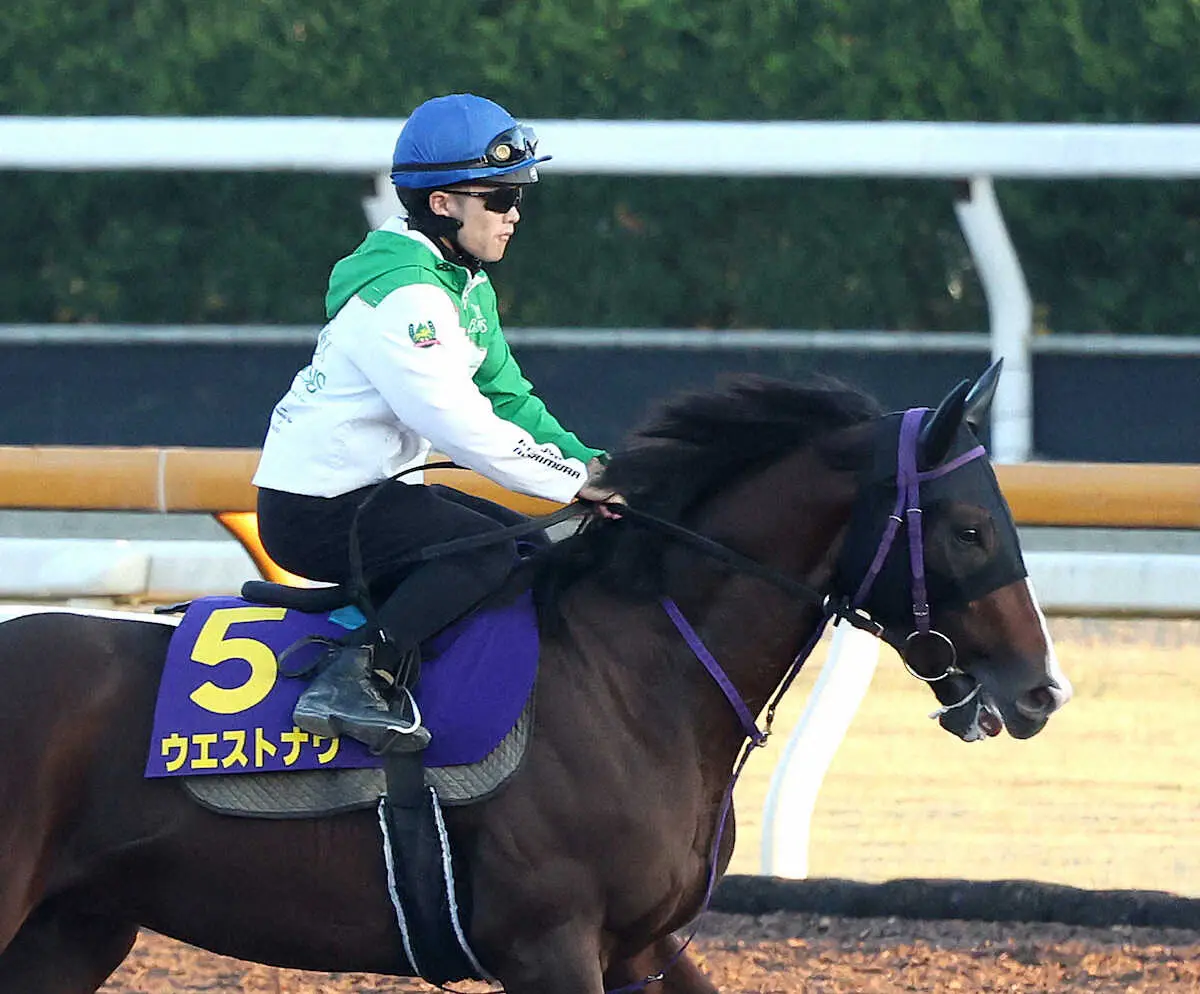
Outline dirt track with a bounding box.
[102,914,1200,993]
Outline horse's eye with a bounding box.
[956,527,983,547]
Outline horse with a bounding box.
[0,366,1072,994]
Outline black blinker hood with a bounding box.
[832,411,1027,636]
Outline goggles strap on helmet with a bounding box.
[392,125,539,175]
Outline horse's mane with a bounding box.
[529,372,883,622]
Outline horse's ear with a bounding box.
[963,359,1003,434]
[918,378,970,470]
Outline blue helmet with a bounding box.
[390,94,551,189]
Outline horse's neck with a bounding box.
[684,582,823,714]
[664,446,856,741]
[543,446,856,779]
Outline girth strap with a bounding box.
[379,752,490,985]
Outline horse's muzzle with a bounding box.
[1014,683,1064,722]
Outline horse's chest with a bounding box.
[592,800,733,936]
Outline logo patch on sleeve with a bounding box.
[408,321,440,348]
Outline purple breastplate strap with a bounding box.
[660,597,768,746]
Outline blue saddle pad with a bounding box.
[145,590,539,778]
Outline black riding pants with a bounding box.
[257,483,539,649]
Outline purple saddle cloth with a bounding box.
[145,591,539,778]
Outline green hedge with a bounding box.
[2,0,1198,332]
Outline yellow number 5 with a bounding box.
[189,606,288,715]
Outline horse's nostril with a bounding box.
[1016,685,1057,718]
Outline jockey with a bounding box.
[252,93,621,754]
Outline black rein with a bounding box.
[349,465,877,635]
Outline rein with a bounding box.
[638,409,988,752]
[342,462,589,647]
[606,505,827,609]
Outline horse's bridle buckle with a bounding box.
[827,597,884,638]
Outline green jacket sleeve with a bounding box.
[473,331,605,465]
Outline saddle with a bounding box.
[148,578,539,984]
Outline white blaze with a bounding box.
[1026,577,1072,708]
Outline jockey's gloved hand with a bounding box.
[577,486,626,519]
[578,457,626,519]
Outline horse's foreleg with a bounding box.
[0,898,136,994]
[481,920,606,994]
[604,934,720,994]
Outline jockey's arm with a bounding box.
[341,285,591,504]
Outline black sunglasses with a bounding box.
[450,186,524,213]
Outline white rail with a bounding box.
[7,116,1200,461]
[6,324,1200,354]
[5,118,1200,177]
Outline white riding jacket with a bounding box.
[253,220,600,503]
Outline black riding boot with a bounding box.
[293,639,430,755]
[293,533,512,754]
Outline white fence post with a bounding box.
[953,176,1034,463]
[760,622,881,878]
[363,171,398,229]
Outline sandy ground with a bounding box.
[102,914,1200,993]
